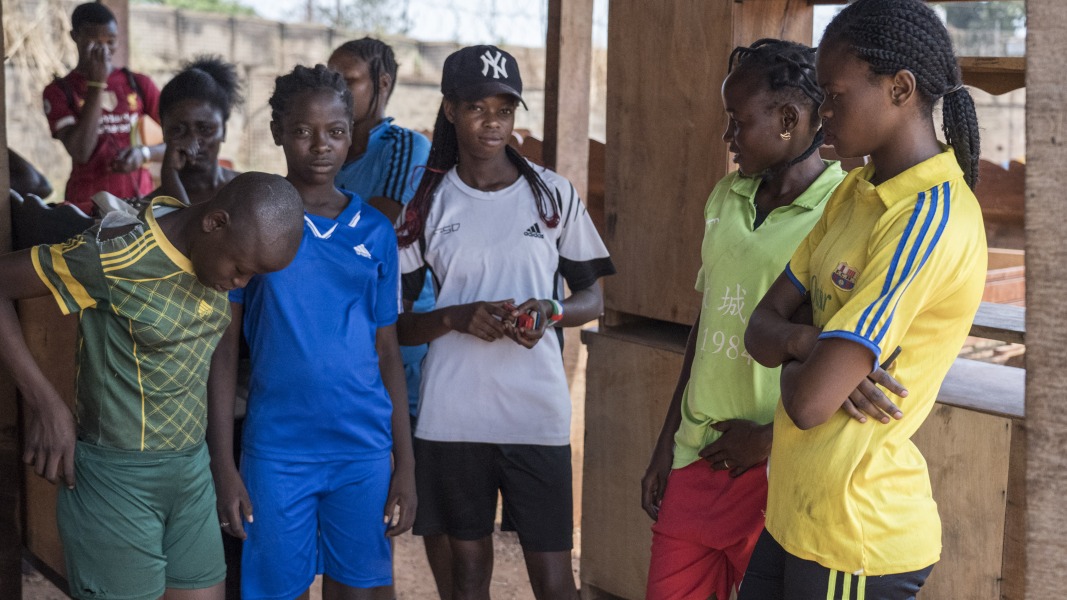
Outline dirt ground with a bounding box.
[22,528,581,599]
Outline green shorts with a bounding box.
[57,441,225,600]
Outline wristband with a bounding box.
[86,81,107,89]
[547,299,564,323]
[139,146,151,162]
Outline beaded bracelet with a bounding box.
[547,299,564,324]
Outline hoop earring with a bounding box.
[780,131,792,141]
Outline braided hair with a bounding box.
[159,56,243,123]
[331,37,398,115]
[728,38,825,166]
[269,64,353,124]
[821,0,981,188]
[396,98,560,248]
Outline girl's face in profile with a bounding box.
[721,70,790,177]
[816,43,896,160]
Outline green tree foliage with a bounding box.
[942,1,1025,32]
[309,0,411,35]
[133,0,255,18]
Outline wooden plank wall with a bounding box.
[602,0,812,327]
[581,328,1025,600]
[1025,0,1067,596]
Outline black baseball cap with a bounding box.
[441,45,526,108]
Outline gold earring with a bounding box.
[780,131,792,141]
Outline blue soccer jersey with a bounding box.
[336,118,433,417]
[335,118,430,208]
[232,190,400,461]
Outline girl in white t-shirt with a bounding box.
[396,44,614,599]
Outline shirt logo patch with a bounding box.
[99,91,118,112]
[523,223,544,239]
[436,223,460,235]
[831,261,859,291]
[127,92,139,111]
[353,244,372,259]
[197,299,213,317]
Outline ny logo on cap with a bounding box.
[480,50,508,79]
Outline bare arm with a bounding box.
[207,303,252,538]
[640,310,700,520]
[377,324,416,535]
[744,272,820,367]
[781,337,879,430]
[747,272,906,429]
[56,47,111,165]
[0,250,77,486]
[366,196,403,224]
[396,300,513,346]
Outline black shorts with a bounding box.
[738,529,934,600]
[412,439,573,552]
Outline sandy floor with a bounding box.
[22,528,580,599]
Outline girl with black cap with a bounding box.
[396,44,615,600]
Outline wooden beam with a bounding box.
[0,0,21,596]
[1025,0,1067,596]
[544,0,594,201]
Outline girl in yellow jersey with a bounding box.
[741,1,987,598]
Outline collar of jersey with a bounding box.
[303,189,363,239]
[446,166,526,200]
[144,195,195,274]
[728,159,843,211]
[855,146,962,208]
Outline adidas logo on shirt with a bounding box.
[353,244,372,259]
[524,223,544,239]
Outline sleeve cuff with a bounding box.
[818,330,880,373]
[785,263,807,295]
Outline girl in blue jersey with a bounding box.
[396,45,615,600]
[741,0,986,597]
[207,64,415,600]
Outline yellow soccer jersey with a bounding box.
[766,149,987,575]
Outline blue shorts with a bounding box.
[240,453,393,599]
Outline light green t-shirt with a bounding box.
[672,162,845,469]
[32,197,230,451]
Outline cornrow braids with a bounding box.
[269,64,353,124]
[729,38,826,167]
[333,37,399,114]
[159,55,243,123]
[821,0,981,188]
[397,98,560,248]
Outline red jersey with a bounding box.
[43,68,161,215]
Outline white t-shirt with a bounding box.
[400,164,613,445]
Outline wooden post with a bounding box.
[544,0,594,201]
[0,0,21,596]
[1025,0,1067,596]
